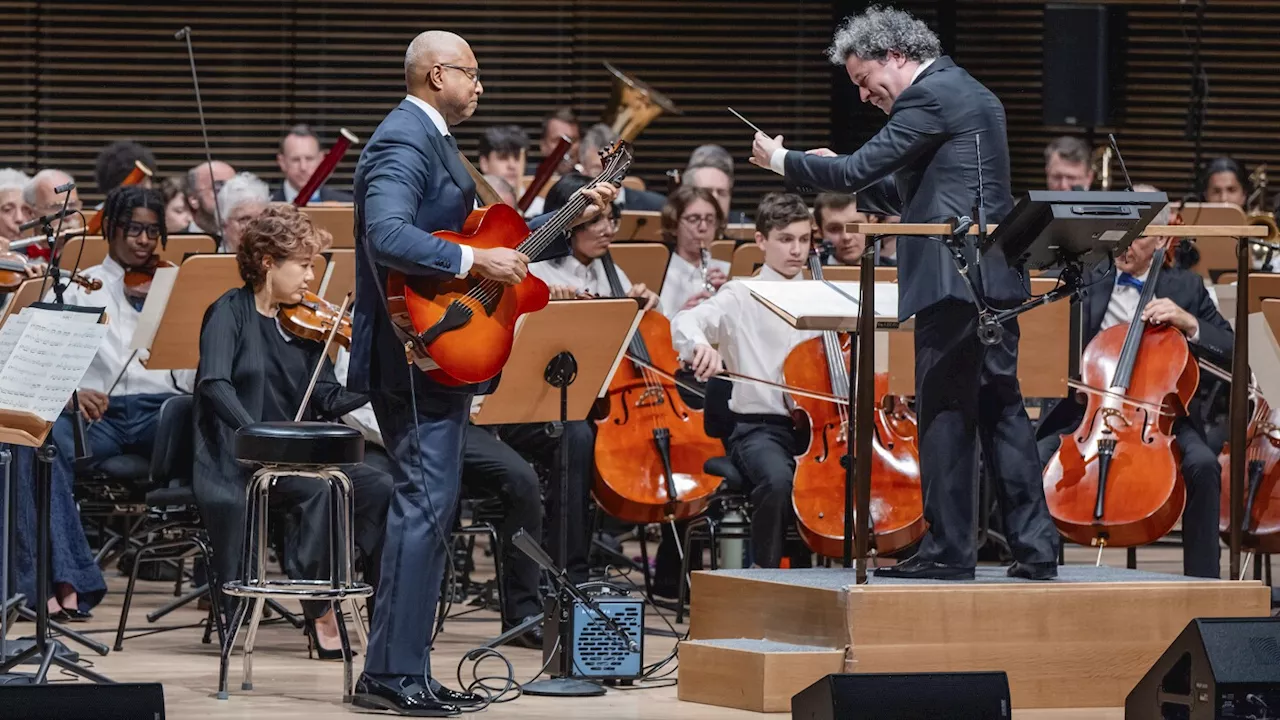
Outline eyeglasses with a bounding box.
[680,214,717,228]
[438,63,481,85]
[124,221,162,240]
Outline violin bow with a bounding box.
[294,292,353,423]
[624,354,848,406]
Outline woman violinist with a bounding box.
[192,203,392,658]
[1037,196,1233,578]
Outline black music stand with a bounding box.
[953,190,1166,347]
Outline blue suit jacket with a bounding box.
[350,98,563,396]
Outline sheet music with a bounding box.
[0,308,108,422]
[741,279,900,330]
[1250,312,1280,404]
[130,265,180,351]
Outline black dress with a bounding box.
[191,285,391,619]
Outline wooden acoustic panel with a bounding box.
[0,1,831,222]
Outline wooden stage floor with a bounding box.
[0,543,1258,718]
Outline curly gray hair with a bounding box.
[827,6,942,65]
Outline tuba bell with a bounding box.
[602,61,681,142]
[1249,213,1280,269]
[1091,144,1114,191]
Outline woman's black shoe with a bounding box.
[303,619,352,661]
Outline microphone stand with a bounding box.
[175,26,223,232]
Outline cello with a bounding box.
[591,252,724,524]
[1205,360,1280,556]
[1043,246,1194,550]
[785,247,924,557]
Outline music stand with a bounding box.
[472,299,641,696]
[0,304,111,684]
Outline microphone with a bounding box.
[53,180,75,194]
[18,207,77,232]
[174,26,191,40]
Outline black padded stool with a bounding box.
[217,422,373,703]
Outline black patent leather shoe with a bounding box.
[1007,561,1058,581]
[873,555,975,580]
[501,614,544,650]
[351,673,460,717]
[427,678,483,707]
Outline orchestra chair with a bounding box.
[74,434,155,572]
[443,494,507,622]
[217,422,373,702]
[112,395,224,652]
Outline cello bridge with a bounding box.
[635,387,666,408]
[1100,407,1131,431]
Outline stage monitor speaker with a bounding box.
[0,682,165,719]
[792,672,1010,719]
[1043,3,1127,127]
[1126,617,1280,719]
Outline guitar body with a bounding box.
[386,203,550,386]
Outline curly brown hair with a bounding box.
[236,203,331,289]
[660,185,724,242]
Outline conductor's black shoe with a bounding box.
[428,678,483,707]
[873,555,975,580]
[351,673,460,717]
[1006,561,1058,581]
[502,614,544,650]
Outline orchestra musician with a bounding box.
[271,124,353,204]
[158,175,194,235]
[657,185,730,317]
[0,168,29,247]
[349,30,615,716]
[94,141,157,196]
[1044,136,1095,191]
[812,192,869,266]
[476,124,529,199]
[684,144,751,224]
[215,172,270,253]
[579,124,666,211]
[1200,156,1250,208]
[1035,195,1232,578]
[675,192,820,568]
[184,160,236,234]
[37,185,193,618]
[752,7,1059,580]
[191,203,391,658]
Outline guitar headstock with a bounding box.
[596,140,634,187]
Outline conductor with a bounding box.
[750,7,1058,580]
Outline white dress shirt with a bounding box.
[530,255,632,297]
[403,94,474,277]
[282,180,317,205]
[769,57,938,175]
[1103,268,1201,344]
[672,264,820,416]
[45,256,194,397]
[659,252,731,319]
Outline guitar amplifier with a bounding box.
[543,591,644,681]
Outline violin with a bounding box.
[1043,246,1194,550]
[123,255,178,298]
[279,290,353,349]
[0,252,101,293]
[785,248,925,558]
[591,251,723,524]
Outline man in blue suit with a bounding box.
[349,30,615,716]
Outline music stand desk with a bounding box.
[472,299,641,426]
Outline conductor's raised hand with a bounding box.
[571,182,620,227]
[750,132,785,170]
[472,246,529,285]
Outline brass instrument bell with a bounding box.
[1091,145,1114,191]
[1249,213,1280,269]
[603,61,681,142]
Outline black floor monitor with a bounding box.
[988,190,1167,270]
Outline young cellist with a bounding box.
[673,192,821,568]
